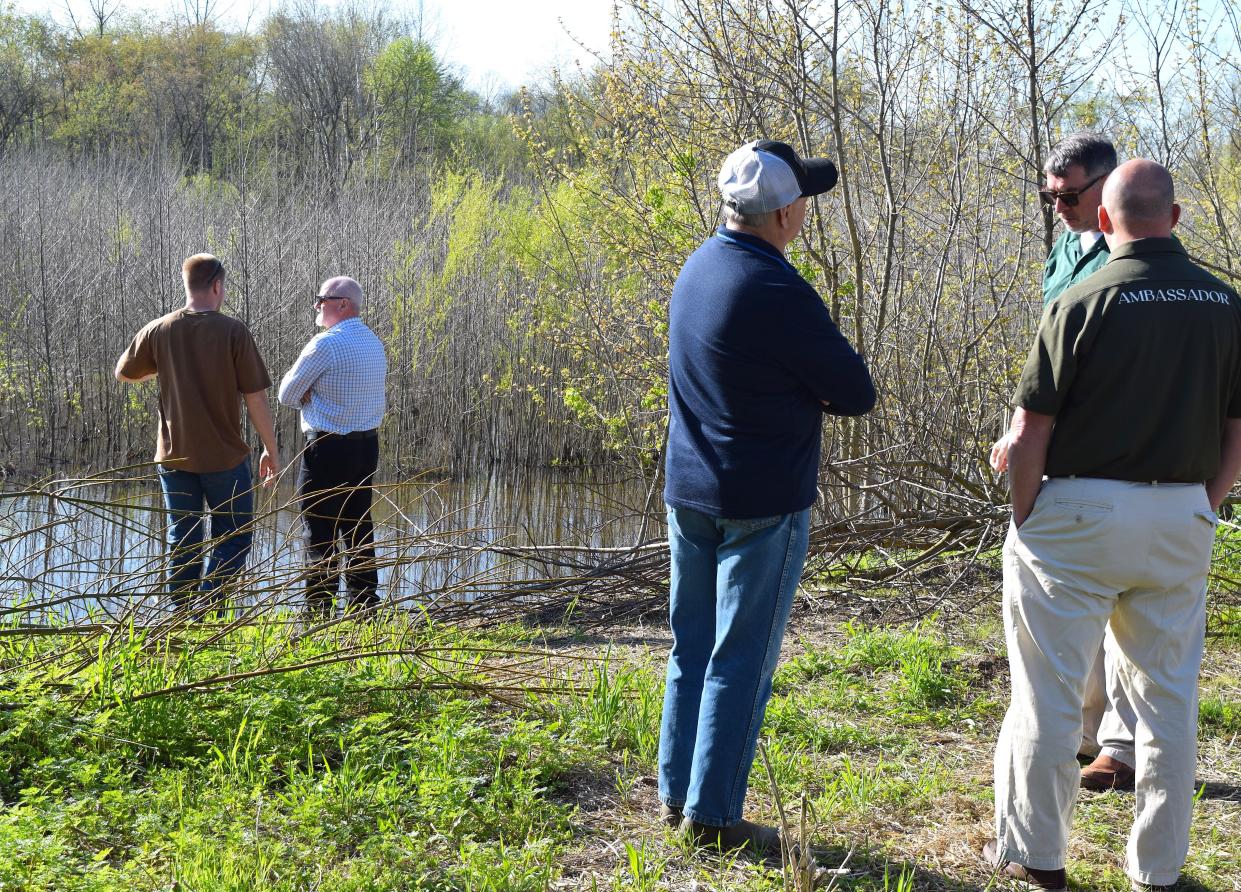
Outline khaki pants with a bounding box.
[1081,631,1138,765]
[994,477,1213,886]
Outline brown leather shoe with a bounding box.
[1080,754,1136,792]
[982,840,1067,891]
[659,803,683,828]
[680,817,782,855]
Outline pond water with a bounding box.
[0,468,659,623]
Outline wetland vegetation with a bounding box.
[1,0,1240,887]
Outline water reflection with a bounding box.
[0,469,657,623]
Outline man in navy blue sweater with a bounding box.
[658,140,875,853]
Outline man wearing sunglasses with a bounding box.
[995,133,1142,793]
[115,253,280,611]
[1040,133,1118,307]
[278,276,386,616]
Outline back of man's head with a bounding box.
[1101,159,1177,240]
[320,275,363,309]
[1045,132,1118,179]
[183,254,224,294]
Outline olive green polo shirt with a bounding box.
[1043,229,1110,306]
[1014,238,1241,482]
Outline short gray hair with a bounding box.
[722,204,774,229]
[319,275,363,308]
[1045,132,1118,179]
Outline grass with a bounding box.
[1,600,1238,890]
[0,616,588,891]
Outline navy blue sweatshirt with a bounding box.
[664,227,875,518]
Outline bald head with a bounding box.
[1099,159,1179,245]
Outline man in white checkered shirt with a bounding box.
[278,275,387,614]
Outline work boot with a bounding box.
[1080,754,1136,792]
[982,840,1067,891]
[680,816,782,855]
[659,803,683,828]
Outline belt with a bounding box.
[308,428,378,441]
[1058,475,1200,486]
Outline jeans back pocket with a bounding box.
[729,514,785,532]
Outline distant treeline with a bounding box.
[0,2,524,182]
[1,0,1238,518]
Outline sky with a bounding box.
[420,0,615,93]
[14,0,617,94]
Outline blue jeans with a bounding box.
[658,504,810,826]
[158,460,255,607]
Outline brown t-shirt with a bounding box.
[117,308,271,473]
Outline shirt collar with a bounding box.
[1079,230,1105,251]
[715,225,785,257]
[1107,237,1185,262]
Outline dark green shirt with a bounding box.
[1043,229,1110,306]
[1015,238,1241,482]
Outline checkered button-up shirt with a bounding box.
[278,318,387,434]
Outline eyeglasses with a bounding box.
[313,294,346,308]
[1038,172,1107,208]
[205,258,224,286]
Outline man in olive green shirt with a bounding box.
[985,161,1241,891]
[994,133,1139,787]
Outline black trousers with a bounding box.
[296,432,380,612]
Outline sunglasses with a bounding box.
[313,294,347,308]
[1038,172,1107,208]
[205,258,224,286]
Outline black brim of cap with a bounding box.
[751,139,839,200]
[800,158,838,196]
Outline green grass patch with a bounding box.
[1207,605,1241,642]
[0,616,641,891]
[1199,693,1241,736]
[538,652,663,764]
[776,621,973,713]
[2,605,1237,891]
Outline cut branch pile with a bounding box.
[3,462,1238,702]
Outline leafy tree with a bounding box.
[366,36,472,170]
[50,25,158,156]
[0,11,50,153]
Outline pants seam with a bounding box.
[723,514,798,821]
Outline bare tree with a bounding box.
[958,0,1116,250]
[87,0,119,37]
[265,2,394,185]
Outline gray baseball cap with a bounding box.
[718,139,839,214]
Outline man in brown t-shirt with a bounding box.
[115,254,280,609]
